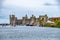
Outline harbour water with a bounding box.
[0,26,60,40]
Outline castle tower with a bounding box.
[30,15,36,25]
[9,15,16,26]
[25,14,28,19]
[22,14,28,25]
[9,15,11,25]
[25,14,28,23]
[39,14,48,26]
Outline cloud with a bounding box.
[0,15,7,19]
[0,0,59,19]
[44,3,59,6]
[0,16,4,18]
[3,0,56,8]
[44,3,53,6]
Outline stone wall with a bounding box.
[9,14,48,26]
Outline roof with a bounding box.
[47,20,55,23]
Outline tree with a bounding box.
[55,20,60,28]
[39,19,45,26]
[45,23,55,27]
[45,23,51,27]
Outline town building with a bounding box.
[49,17,60,22]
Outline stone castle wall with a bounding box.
[10,14,48,26]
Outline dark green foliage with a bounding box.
[55,20,60,28]
[45,23,51,27]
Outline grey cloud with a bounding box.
[44,3,59,6]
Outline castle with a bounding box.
[9,14,48,26]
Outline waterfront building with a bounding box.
[49,17,60,22]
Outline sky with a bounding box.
[0,0,60,23]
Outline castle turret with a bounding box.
[25,14,28,19]
[30,15,36,25]
[39,14,48,26]
[9,15,16,26]
[22,14,28,25]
